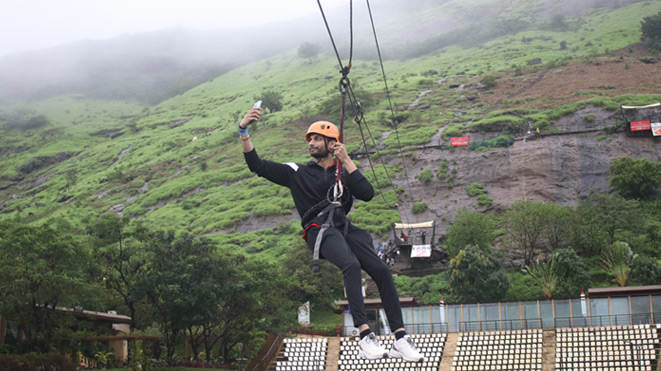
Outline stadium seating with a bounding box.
[555,324,660,371]
[274,337,328,371]
[452,329,543,371]
[269,323,661,371]
[338,333,446,371]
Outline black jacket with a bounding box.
[244,148,374,228]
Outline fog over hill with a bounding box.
[0,0,645,105]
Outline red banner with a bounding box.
[630,120,651,131]
[451,136,469,147]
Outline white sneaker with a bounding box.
[389,335,424,362]
[358,333,388,360]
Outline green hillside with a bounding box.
[2,0,661,365]
[1,0,661,310]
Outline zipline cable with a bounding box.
[365,0,417,223]
[345,83,401,211]
[317,0,414,224]
[316,0,353,75]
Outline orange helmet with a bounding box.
[305,121,340,142]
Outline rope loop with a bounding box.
[327,181,344,203]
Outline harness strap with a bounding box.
[312,201,343,272]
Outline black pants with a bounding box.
[306,222,404,331]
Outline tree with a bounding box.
[500,200,547,265]
[138,231,296,362]
[542,203,573,250]
[257,90,284,113]
[298,41,321,63]
[524,248,590,299]
[213,256,296,363]
[523,258,560,300]
[280,245,343,311]
[87,214,149,330]
[578,191,642,245]
[610,157,661,199]
[138,231,229,359]
[567,202,608,256]
[641,11,661,51]
[550,248,590,299]
[64,168,78,190]
[600,241,637,287]
[448,246,509,302]
[629,254,661,286]
[444,208,496,258]
[0,219,93,352]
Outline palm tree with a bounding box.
[600,241,637,287]
[524,257,563,299]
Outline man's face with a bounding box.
[308,134,332,159]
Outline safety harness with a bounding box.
[309,74,351,273]
[311,201,346,272]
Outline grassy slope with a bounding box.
[1,0,660,259]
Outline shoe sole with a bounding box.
[389,348,424,363]
[358,350,389,360]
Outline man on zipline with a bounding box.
[238,107,423,362]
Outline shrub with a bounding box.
[4,114,51,131]
[480,75,497,89]
[418,79,436,87]
[448,246,510,302]
[444,208,496,258]
[257,90,284,113]
[641,11,661,51]
[610,157,661,199]
[437,159,449,180]
[466,183,487,197]
[417,169,433,183]
[441,124,464,140]
[477,194,493,206]
[0,354,75,371]
[17,157,45,174]
[412,201,428,214]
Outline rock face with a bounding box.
[384,110,660,234]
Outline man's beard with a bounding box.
[310,146,330,159]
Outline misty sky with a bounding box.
[0,0,345,57]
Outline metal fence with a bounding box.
[344,294,661,335]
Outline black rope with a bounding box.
[365,0,416,224]
[317,0,413,221]
[344,83,398,209]
[316,0,353,76]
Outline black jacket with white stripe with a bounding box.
[244,148,374,229]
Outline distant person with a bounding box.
[237,107,423,362]
[421,231,426,245]
[399,231,408,244]
[536,127,541,138]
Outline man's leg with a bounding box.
[344,224,405,331]
[345,224,424,363]
[305,226,388,359]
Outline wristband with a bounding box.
[238,126,248,135]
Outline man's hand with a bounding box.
[329,141,357,174]
[239,107,262,129]
[329,141,349,162]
